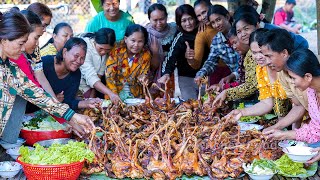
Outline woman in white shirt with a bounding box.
[79,28,121,103]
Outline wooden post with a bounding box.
[261,0,277,23]
[317,0,320,55]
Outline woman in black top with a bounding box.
[158,4,204,100]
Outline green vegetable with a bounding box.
[263,114,277,120]
[238,102,245,109]
[275,154,307,176]
[239,116,261,122]
[245,159,277,174]
[201,94,209,102]
[23,115,65,130]
[19,141,94,165]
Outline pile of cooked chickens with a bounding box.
[80,76,283,179]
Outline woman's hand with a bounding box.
[306,148,320,164]
[194,76,202,85]
[206,84,221,92]
[212,90,227,107]
[158,74,170,84]
[79,98,102,109]
[108,91,121,104]
[198,22,206,32]
[56,91,64,102]
[263,129,287,140]
[185,41,195,60]
[69,113,95,137]
[150,36,159,55]
[227,109,243,122]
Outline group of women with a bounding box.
[2,0,320,163]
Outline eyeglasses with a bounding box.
[104,1,120,8]
[181,17,194,24]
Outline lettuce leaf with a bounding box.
[275,154,307,176]
[19,141,94,165]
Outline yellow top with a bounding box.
[256,66,287,100]
[256,65,290,117]
[40,43,57,57]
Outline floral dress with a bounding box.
[105,43,151,98]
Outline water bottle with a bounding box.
[119,82,134,101]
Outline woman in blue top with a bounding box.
[42,37,101,110]
[85,0,134,41]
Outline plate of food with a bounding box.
[124,98,145,106]
[243,159,277,180]
[238,116,261,124]
[239,124,263,132]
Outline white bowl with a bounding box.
[239,124,263,132]
[0,161,22,178]
[283,146,317,163]
[278,140,307,148]
[247,172,275,180]
[124,98,145,105]
[6,146,34,160]
[0,138,25,149]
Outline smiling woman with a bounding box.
[42,37,101,110]
[0,9,95,143]
[85,0,134,42]
[78,28,121,103]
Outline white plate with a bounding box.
[239,124,263,132]
[278,140,307,148]
[124,98,145,105]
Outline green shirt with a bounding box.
[0,58,75,135]
[85,10,134,42]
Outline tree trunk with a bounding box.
[261,0,277,23]
[317,0,320,55]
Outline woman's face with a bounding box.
[250,41,267,66]
[63,45,86,72]
[53,26,73,51]
[149,9,168,32]
[287,70,311,91]
[95,42,113,56]
[1,34,28,60]
[194,3,209,25]
[236,20,257,45]
[103,0,120,19]
[180,14,196,32]
[209,13,229,33]
[125,31,145,55]
[24,26,43,54]
[41,15,52,32]
[229,35,249,56]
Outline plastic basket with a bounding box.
[17,157,84,180]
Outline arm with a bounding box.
[192,31,207,69]
[161,33,183,76]
[34,70,57,99]
[240,98,274,117]
[269,97,306,130]
[195,44,219,78]
[148,35,161,72]
[225,51,257,101]
[10,67,74,120]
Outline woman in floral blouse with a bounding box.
[105,24,151,98]
[0,9,94,142]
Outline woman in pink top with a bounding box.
[264,49,320,163]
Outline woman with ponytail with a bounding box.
[78,28,121,102]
